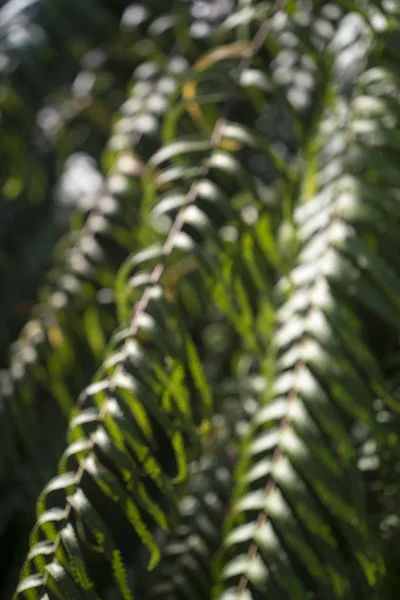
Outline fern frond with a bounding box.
[12,6,300,594]
[12,11,288,595]
[0,54,184,477]
[214,11,400,600]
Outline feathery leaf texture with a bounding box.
[2,0,400,598]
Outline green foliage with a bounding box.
[2,0,400,598]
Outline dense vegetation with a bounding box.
[1,0,400,598]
